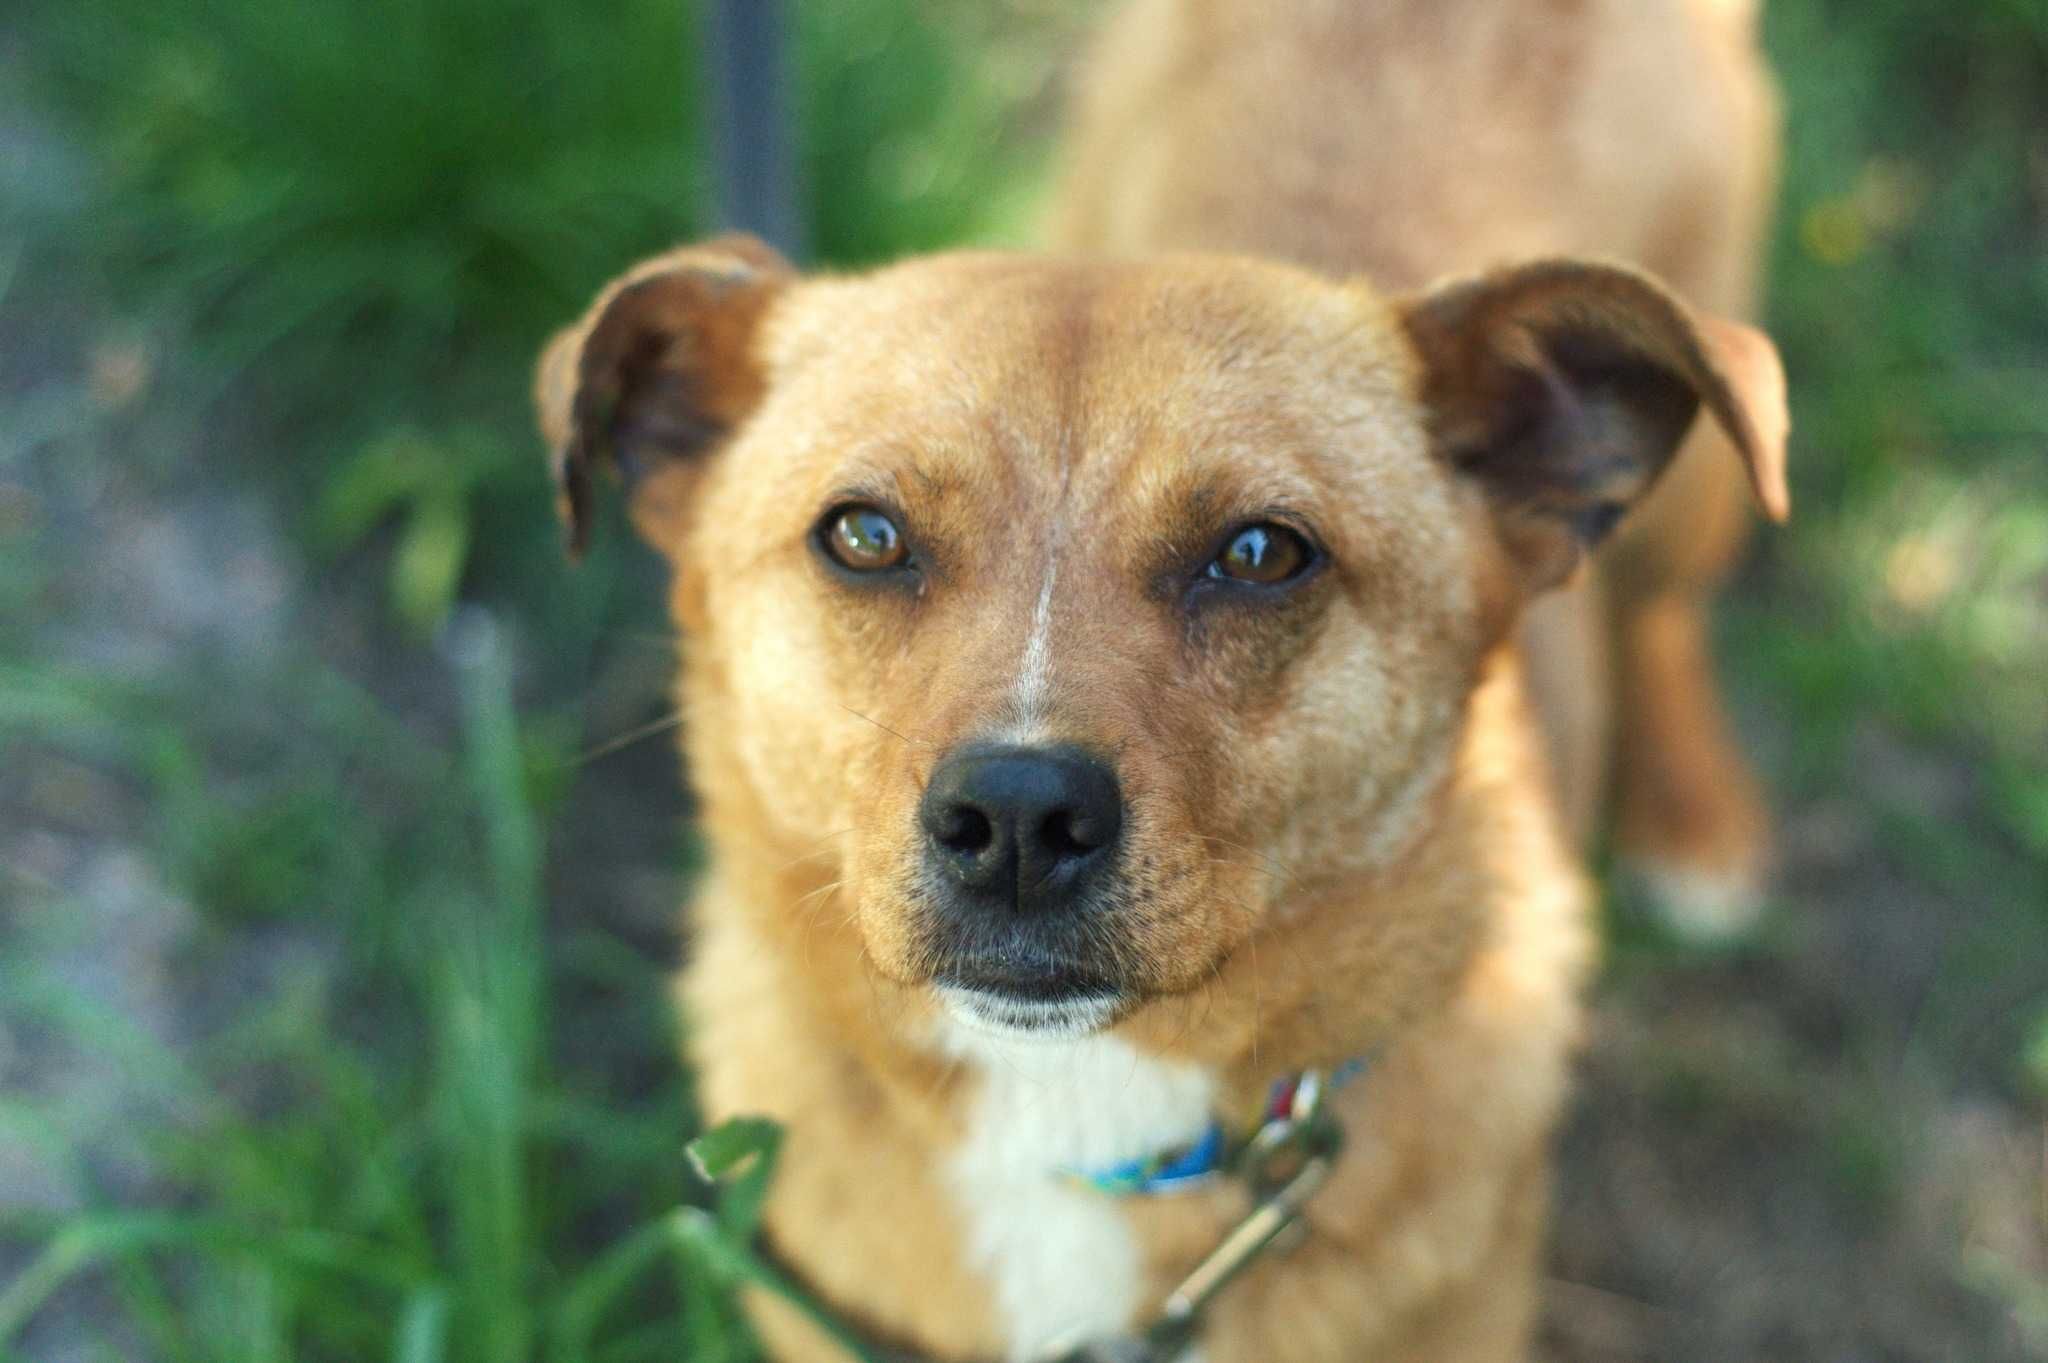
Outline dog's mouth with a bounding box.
[935,984,1127,1040]
[931,950,1129,1040]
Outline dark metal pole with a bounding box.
[703,0,807,262]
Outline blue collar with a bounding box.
[1063,1056,1371,1197]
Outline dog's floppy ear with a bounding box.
[536,234,794,558]
[1399,260,1788,591]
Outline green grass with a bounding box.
[3,0,2045,1357]
[18,0,1050,636]
[0,636,721,1362]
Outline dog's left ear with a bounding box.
[536,234,794,558]
[1399,260,1788,592]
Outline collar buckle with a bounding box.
[1236,1065,1343,1197]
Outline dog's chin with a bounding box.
[935,985,1127,1042]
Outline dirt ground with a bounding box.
[1540,602,2048,1362]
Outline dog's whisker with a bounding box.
[767,829,856,877]
[850,941,918,1043]
[918,1045,972,1108]
[1198,854,1257,881]
[590,629,684,651]
[1170,987,1200,1052]
[794,880,844,974]
[562,709,687,768]
[1202,884,1275,1056]
[794,882,840,909]
[775,846,843,877]
[1198,836,1304,894]
[1162,966,1213,1052]
[793,878,843,918]
[838,703,929,749]
[1188,963,1224,1051]
[852,941,893,1036]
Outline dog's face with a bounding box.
[539,240,1785,1039]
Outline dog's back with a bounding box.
[1054,0,1775,303]
[1051,0,1784,928]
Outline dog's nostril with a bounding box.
[936,805,995,856]
[1040,809,1103,857]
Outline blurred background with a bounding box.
[1,1,2044,1359]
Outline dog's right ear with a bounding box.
[535,234,794,558]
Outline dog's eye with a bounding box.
[822,504,909,572]
[1207,523,1313,585]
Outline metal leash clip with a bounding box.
[1046,1069,1345,1363]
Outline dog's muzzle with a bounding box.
[917,743,1130,1018]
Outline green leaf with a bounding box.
[685,1118,783,1241]
[392,493,471,634]
[313,431,439,553]
[676,1119,896,1363]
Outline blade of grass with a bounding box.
[671,1210,887,1363]
[434,608,546,1363]
[0,1212,426,1344]
[551,1208,692,1363]
[392,1286,450,1363]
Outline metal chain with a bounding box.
[1045,1069,1346,1363]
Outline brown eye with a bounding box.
[1207,523,1313,585]
[822,504,909,572]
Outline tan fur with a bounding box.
[535,231,1785,1361]
[1051,0,1786,894]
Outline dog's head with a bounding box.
[538,238,1786,1040]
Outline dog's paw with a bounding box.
[1616,857,1768,944]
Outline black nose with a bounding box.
[920,745,1123,914]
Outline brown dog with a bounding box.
[536,233,1785,1359]
[1053,0,1787,937]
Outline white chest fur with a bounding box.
[935,1022,1217,1361]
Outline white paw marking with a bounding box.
[1626,859,1766,942]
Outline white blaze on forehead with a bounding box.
[934,1017,1217,1361]
[1006,559,1060,735]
